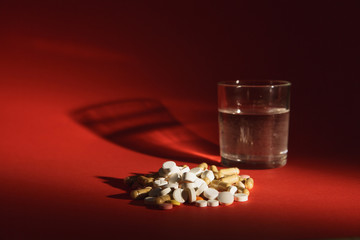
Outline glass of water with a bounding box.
[218,80,291,169]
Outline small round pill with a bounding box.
[158,203,173,210]
[217,191,234,205]
[195,200,207,207]
[203,188,219,200]
[162,161,177,174]
[207,199,219,207]
[234,193,248,202]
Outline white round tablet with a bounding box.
[203,188,219,200]
[162,161,176,174]
[195,200,207,207]
[207,199,219,207]
[234,193,248,202]
[218,191,234,205]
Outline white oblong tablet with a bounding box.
[162,161,177,174]
[179,166,190,176]
[228,186,237,195]
[173,188,186,203]
[207,199,219,207]
[183,172,197,182]
[185,187,196,203]
[160,187,172,196]
[195,200,207,207]
[234,193,248,202]
[189,167,203,176]
[218,191,234,205]
[203,188,219,200]
[195,182,208,196]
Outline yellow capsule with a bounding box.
[167,199,181,206]
[218,167,240,178]
[210,180,230,191]
[220,174,240,185]
[130,186,152,199]
[155,194,171,205]
[214,172,221,180]
[236,181,246,190]
[245,178,254,190]
[198,162,208,171]
[210,165,219,173]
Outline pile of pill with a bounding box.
[124,161,254,210]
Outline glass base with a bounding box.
[221,154,287,169]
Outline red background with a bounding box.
[1,1,359,239]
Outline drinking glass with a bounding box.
[218,80,291,169]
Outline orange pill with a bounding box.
[196,196,204,201]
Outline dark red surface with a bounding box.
[1,1,359,239]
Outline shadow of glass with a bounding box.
[71,98,220,165]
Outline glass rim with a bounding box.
[218,80,291,87]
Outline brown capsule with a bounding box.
[218,167,240,178]
[210,165,219,173]
[210,180,230,191]
[124,175,138,186]
[220,174,240,185]
[245,178,254,190]
[130,186,152,199]
[214,172,221,180]
[198,162,208,171]
[155,194,171,205]
[243,188,250,196]
[137,176,154,186]
[236,181,246,190]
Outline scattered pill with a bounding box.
[160,187,172,196]
[203,188,219,200]
[245,178,254,190]
[218,191,234,205]
[234,193,248,202]
[218,167,240,178]
[173,188,187,203]
[144,196,157,205]
[156,194,171,205]
[159,203,173,210]
[168,199,181,206]
[148,187,162,197]
[198,162,208,170]
[207,199,219,207]
[130,186,152,200]
[183,172,197,182]
[220,174,240,185]
[195,200,207,207]
[190,167,203,176]
[240,175,250,179]
[228,185,238,195]
[185,187,197,203]
[162,161,177,174]
[195,182,208,196]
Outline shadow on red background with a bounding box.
[71,99,220,165]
